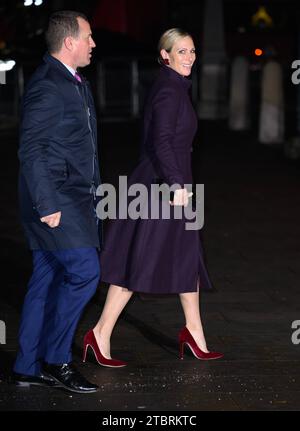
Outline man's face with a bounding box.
[72,17,96,68]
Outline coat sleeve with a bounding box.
[18,79,64,218]
[148,84,184,187]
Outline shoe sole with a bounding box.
[182,342,224,360]
[42,372,98,394]
[83,344,127,368]
[14,380,60,388]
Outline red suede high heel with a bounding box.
[82,329,127,368]
[179,327,223,360]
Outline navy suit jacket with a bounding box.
[18,53,101,250]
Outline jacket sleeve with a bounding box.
[18,79,64,218]
[148,85,184,187]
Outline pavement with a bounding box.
[0,120,300,411]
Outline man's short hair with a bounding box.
[45,10,88,54]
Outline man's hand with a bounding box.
[40,211,61,228]
[169,189,193,207]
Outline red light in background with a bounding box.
[254,48,263,56]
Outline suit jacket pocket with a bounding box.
[49,160,69,191]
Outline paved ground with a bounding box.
[0,120,300,411]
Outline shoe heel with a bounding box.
[82,344,89,362]
[82,329,127,368]
[178,327,224,361]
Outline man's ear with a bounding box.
[63,36,74,51]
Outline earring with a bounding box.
[163,58,169,65]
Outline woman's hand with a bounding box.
[169,188,193,207]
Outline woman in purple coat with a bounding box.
[83,29,223,366]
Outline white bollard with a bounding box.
[259,60,284,144]
[228,56,250,130]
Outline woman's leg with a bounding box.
[93,284,134,358]
[179,282,209,353]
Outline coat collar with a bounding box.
[159,64,192,90]
[43,52,85,84]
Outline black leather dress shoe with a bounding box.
[12,372,59,387]
[43,363,98,394]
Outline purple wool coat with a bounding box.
[100,65,213,293]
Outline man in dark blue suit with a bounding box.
[13,11,101,393]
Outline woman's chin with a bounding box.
[182,69,192,76]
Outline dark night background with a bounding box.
[0,0,300,413]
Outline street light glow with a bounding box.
[24,0,43,5]
[0,60,16,71]
[254,48,263,57]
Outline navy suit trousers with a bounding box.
[14,247,100,376]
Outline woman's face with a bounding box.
[162,36,196,77]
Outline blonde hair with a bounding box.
[158,28,192,65]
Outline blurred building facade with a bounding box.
[0,0,298,145]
